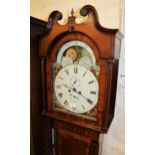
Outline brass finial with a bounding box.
[71,8,74,16]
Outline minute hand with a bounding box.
[63,84,93,105]
[77,91,93,105]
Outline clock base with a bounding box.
[52,120,100,155]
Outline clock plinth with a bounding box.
[39,5,122,155]
[52,120,100,155]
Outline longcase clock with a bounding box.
[39,5,122,155]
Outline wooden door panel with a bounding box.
[57,131,90,155]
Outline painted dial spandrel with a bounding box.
[54,64,99,113]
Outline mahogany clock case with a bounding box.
[30,17,53,155]
[39,5,123,133]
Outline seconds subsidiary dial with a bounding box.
[54,64,99,113]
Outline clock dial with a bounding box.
[54,64,99,113]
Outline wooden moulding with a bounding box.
[39,5,123,59]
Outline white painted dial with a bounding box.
[54,64,99,113]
